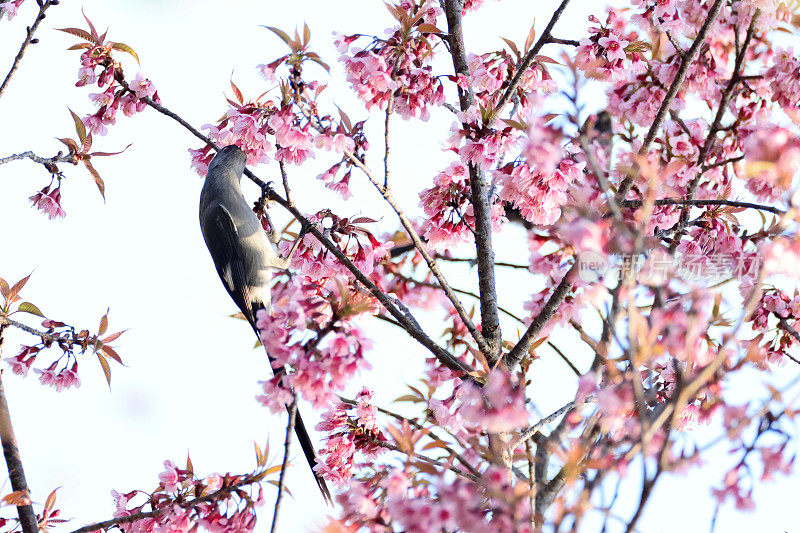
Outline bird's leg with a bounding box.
[271,222,309,270]
[264,210,281,244]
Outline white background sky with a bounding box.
[0,1,798,531]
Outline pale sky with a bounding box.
[0,1,798,532]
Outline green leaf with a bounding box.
[17,302,43,317]
[111,42,140,63]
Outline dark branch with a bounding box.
[617,0,726,199]
[491,0,575,119]
[445,0,503,363]
[620,197,785,216]
[0,1,58,100]
[504,262,577,369]
[270,400,296,533]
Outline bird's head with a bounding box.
[207,145,247,181]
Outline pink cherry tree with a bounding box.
[2,0,800,532]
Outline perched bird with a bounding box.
[199,144,331,504]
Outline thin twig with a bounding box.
[491,0,575,120]
[620,197,785,216]
[671,11,761,252]
[777,318,800,365]
[69,473,265,533]
[0,1,57,100]
[434,254,529,270]
[616,0,726,200]
[270,399,297,533]
[547,341,582,376]
[0,316,62,345]
[513,396,597,449]
[0,151,76,167]
[505,262,577,369]
[383,96,393,190]
[278,160,293,207]
[546,36,579,47]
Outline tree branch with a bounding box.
[513,396,596,449]
[504,262,577,369]
[671,10,760,251]
[270,399,296,533]
[0,0,57,100]
[266,189,475,376]
[620,197,785,216]
[0,151,76,167]
[445,0,503,363]
[616,0,726,199]
[491,0,575,120]
[69,473,264,533]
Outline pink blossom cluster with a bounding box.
[452,370,529,433]
[337,467,534,533]
[189,103,278,175]
[463,51,556,109]
[419,161,503,251]
[255,275,373,410]
[675,218,760,287]
[496,158,584,227]
[34,361,81,392]
[747,289,800,368]
[0,0,23,20]
[450,106,518,171]
[29,185,66,219]
[740,125,800,198]
[313,117,364,199]
[280,212,392,281]
[575,10,647,83]
[189,101,360,186]
[3,319,86,392]
[109,460,262,533]
[336,1,445,120]
[765,48,800,123]
[83,67,158,135]
[631,0,683,31]
[4,344,38,377]
[314,389,387,486]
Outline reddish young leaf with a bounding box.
[6,274,31,304]
[57,27,96,43]
[97,353,112,387]
[68,108,87,146]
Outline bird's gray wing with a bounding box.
[202,203,261,323]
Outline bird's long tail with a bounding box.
[246,311,332,505]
